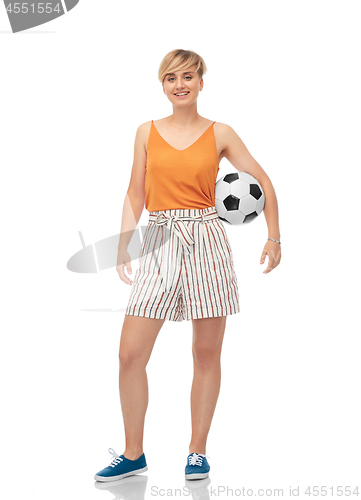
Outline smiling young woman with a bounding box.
[94,49,281,483]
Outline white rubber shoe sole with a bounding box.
[185,471,209,480]
[94,465,148,482]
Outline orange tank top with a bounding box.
[144,120,220,212]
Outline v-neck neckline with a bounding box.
[151,120,216,152]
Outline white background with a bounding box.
[1,1,360,499]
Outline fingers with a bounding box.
[116,263,133,285]
[261,251,272,273]
[260,249,267,265]
[260,243,282,274]
[263,257,274,274]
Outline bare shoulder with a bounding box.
[215,121,247,147]
[136,120,152,133]
[134,121,152,151]
[213,122,239,157]
[213,121,237,139]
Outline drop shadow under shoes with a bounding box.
[185,452,210,480]
[94,448,148,482]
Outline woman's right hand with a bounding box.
[116,249,133,285]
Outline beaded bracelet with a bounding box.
[268,238,281,244]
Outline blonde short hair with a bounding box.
[158,49,207,84]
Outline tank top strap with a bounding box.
[147,120,157,149]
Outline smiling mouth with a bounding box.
[174,92,190,96]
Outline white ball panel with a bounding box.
[225,209,245,225]
[239,195,258,215]
[238,171,258,184]
[215,179,231,200]
[230,179,249,198]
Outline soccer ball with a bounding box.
[215,172,265,225]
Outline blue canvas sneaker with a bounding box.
[94,448,148,482]
[185,452,211,480]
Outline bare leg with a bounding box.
[188,316,227,455]
[118,315,165,460]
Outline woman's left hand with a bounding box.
[260,240,281,274]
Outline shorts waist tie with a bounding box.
[149,210,219,293]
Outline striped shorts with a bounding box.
[125,206,240,322]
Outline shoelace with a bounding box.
[107,448,124,468]
[188,452,211,466]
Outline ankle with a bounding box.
[123,448,144,460]
[189,448,206,455]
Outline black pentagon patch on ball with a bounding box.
[244,211,258,223]
[219,216,229,223]
[223,195,240,211]
[249,184,262,200]
[223,173,239,184]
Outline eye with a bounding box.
[167,76,192,82]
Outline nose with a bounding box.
[175,77,185,88]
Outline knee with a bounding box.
[192,346,220,368]
[118,349,141,370]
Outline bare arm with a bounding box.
[220,123,281,273]
[117,122,149,282]
[221,124,280,240]
[117,190,144,258]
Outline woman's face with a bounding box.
[162,65,203,105]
